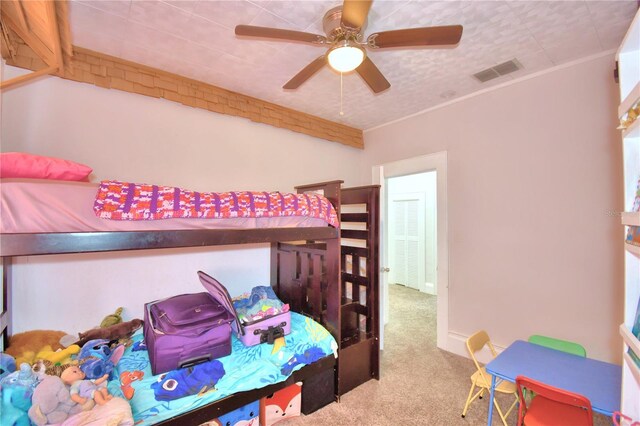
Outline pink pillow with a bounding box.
[0,152,92,181]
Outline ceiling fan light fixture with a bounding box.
[327,40,365,73]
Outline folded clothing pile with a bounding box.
[232,286,290,324]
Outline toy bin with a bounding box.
[200,400,259,426]
[259,383,302,426]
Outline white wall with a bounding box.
[2,53,625,364]
[361,53,625,363]
[1,64,364,334]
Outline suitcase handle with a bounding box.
[254,322,287,345]
[179,354,211,369]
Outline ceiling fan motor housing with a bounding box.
[323,6,364,42]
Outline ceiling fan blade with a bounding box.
[341,0,372,29]
[235,25,326,45]
[283,56,327,90]
[356,57,390,94]
[367,25,463,48]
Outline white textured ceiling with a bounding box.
[69,0,637,130]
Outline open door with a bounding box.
[373,151,449,352]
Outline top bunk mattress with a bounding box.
[0,179,337,234]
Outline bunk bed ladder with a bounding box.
[271,182,380,399]
[338,185,380,396]
[271,181,342,411]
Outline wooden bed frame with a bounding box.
[0,180,380,424]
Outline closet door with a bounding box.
[390,193,426,292]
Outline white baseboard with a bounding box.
[424,281,436,295]
[444,331,506,364]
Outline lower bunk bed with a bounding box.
[0,178,379,425]
[111,312,337,425]
[21,313,336,426]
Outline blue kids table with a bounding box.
[485,340,621,425]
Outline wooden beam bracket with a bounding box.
[0,65,57,90]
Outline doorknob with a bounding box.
[381,267,390,272]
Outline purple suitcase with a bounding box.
[197,271,291,347]
[144,289,235,375]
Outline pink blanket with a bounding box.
[94,181,339,228]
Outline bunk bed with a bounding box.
[0,178,380,425]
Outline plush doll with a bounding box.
[32,344,81,366]
[1,362,44,406]
[32,360,77,378]
[0,353,16,381]
[77,339,125,380]
[76,319,144,347]
[100,307,124,328]
[4,330,70,366]
[65,366,113,406]
[1,362,44,426]
[27,367,94,426]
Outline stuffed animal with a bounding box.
[0,353,16,381]
[0,401,30,426]
[100,307,124,328]
[1,362,44,407]
[76,319,143,347]
[5,330,69,366]
[1,363,46,426]
[32,360,74,378]
[32,344,81,366]
[27,368,94,426]
[77,339,124,380]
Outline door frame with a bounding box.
[373,151,449,350]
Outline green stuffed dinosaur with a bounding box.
[99,307,123,329]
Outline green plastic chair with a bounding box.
[524,335,587,401]
[528,335,587,357]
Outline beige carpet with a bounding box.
[281,284,611,426]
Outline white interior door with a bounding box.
[390,193,426,292]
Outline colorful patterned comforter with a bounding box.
[94,181,339,227]
[106,312,337,425]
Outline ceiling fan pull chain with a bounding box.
[340,72,344,116]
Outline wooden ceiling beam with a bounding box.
[0,17,17,60]
[3,0,28,34]
[55,1,72,61]
[44,0,62,71]
[1,0,72,91]
[1,10,55,67]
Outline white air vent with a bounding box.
[473,59,522,83]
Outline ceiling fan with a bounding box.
[235,0,463,94]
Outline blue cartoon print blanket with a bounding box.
[106,312,337,425]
